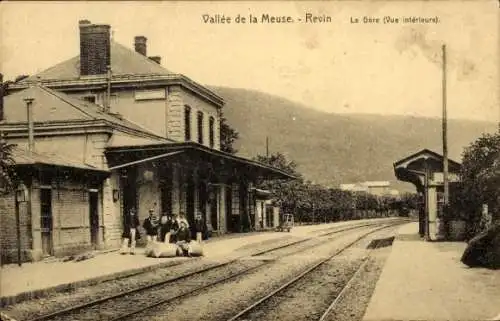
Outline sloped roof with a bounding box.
[107,132,173,148]
[12,146,108,173]
[105,142,297,180]
[22,41,174,82]
[394,148,461,170]
[3,85,165,139]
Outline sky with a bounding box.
[1,1,499,122]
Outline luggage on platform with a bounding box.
[144,241,155,257]
[150,242,178,258]
[187,241,204,257]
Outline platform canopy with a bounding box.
[393,149,461,192]
[105,142,297,181]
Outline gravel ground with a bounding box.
[233,226,399,321]
[1,232,347,321]
[51,260,264,321]
[1,223,400,321]
[124,225,392,321]
[242,256,363,321]
[1,236,304,321]
[234,235,299,252]
[322,247,392,321]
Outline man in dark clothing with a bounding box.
[120,207,141,254]
[143,209,159,243]
[194,213,208,241]
[159,214,178,243]
[176,221,192,256]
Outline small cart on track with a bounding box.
[276,214,294,232]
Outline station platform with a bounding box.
[363,222,500,321]
[0,219,385,307]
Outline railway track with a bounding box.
[317,236,394,321]
[305,218,401,236]
[16,220,403,321]
[225,224,399,321]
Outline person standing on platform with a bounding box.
[194,213,208,242]
[143,208,159,244]
[175,221,192,256]
[120,207,140,255]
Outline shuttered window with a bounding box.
[184,106,191,141]
[209,116,215,148]
[197,111,204,144]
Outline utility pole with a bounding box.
[442,44,449,207]
[0,73,4,121]
[266,136,269,158]
[437,44,449,241]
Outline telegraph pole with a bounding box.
[442,44,449,207]
[266,136,269,158]
[437,44,449,241]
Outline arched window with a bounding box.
[184,105,191,141]
[197,111,204,144]
[209,116,215,148]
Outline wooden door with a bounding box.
[40,188,53,256]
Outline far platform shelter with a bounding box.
[393,149,461,241]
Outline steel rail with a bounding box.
[306,218,402,235]
[317,237,390,321]
[108,263,264,321]
[25,233,318,321]
[225,223,401,321]
[106,223,396,321]
[24,220,399,321]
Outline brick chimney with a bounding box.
[148,56,161,64]
[79,20,111,76]
[134,36,147,56]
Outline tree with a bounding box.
[0,136,17,194]
[253,152,305,219]
[220,113,239,154]
[254,152,301,178]
[453,129,500,236]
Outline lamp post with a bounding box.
[15,182,27,266]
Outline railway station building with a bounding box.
[0,20,292,263]
[393,149,461,241]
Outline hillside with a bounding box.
[209,86,498,191]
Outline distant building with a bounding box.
[360,181,391,196]
[251,188,280,230]
[340,181,393,196]
[339,183,368,193]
